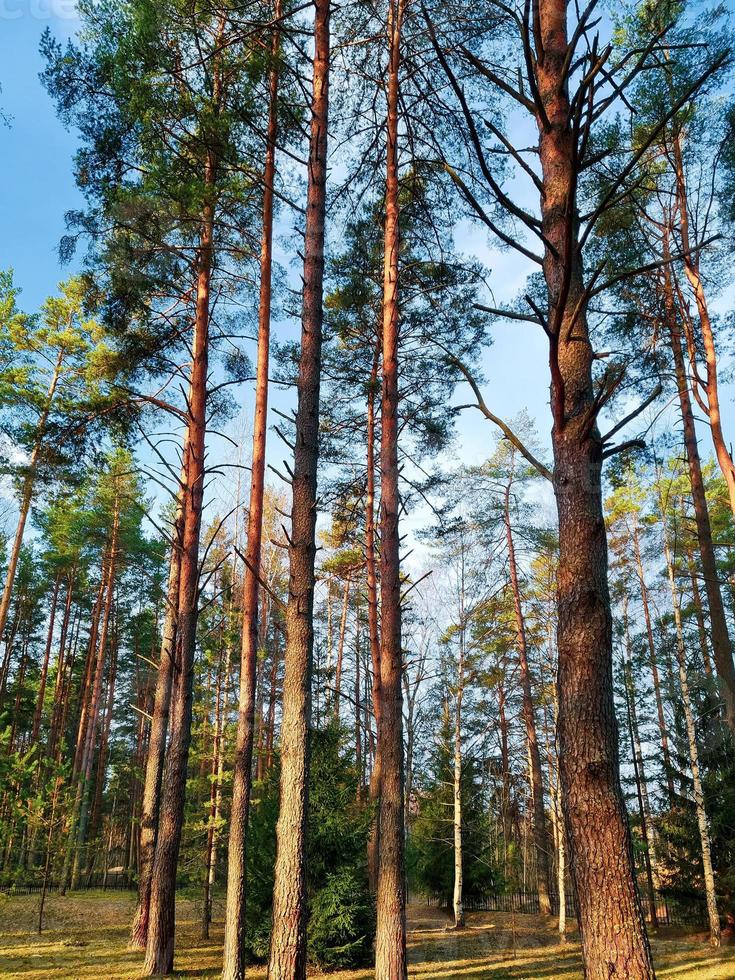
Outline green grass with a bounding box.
[0,891,733,979]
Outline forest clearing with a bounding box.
[4,0,735,978]
[2,894,734,980]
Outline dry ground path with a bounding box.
[0,892,734,978]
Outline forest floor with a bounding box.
[1,891,734,979]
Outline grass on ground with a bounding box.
[0,891,734,979]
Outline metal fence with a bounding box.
[424,890,680,927]
[0,872,136,896]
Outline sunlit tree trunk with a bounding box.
[375,4,408,976]
[536,1,654,972]
[661,234,735,734]
[222,8,280,972]
[657,494,721,947]
[671,128,735,518]
[365,345,382,893]
[452,633,465,929]
[267,3,329,976]
[143,158,216,976]
[130,484,184,949]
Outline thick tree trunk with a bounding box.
[267,4,329,976]
[504,476,553,915]
[662,243,735,734]
[221,12,279,972]
[143,179,215,976]
[375,5,408,977]
[535,2,654,974]
[130,493,183,949]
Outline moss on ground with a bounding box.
[0,891,733,979]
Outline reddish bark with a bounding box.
[375,4,408,975]
[143,165,216,976]
[267,3,330,975]
[129,491,183,949]
[535,1,655,973]
[661,231,735,734]
[222,9,280,973]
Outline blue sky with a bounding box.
[0,0,733,546]
[0,3,82,309]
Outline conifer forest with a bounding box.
[5,0,735,978]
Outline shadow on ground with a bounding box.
[0,891,733,979]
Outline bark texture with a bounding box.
[130,492,183,949]
[222,10,279,973]
[536,1,655,974]
[375,4,408,975]
[267,3,329,976]
[143,180,215,976]
[661,241,735,734]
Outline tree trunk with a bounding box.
[535,1,654,973]
[71,574,107,783]
[267,3,329,976]
[203,626,231,939]
[355,607,362,801]
[366,344,382,894]
[31,574,61,746]
[88,632,119,861]
[69,500,119,892]
[452,651,464,929]
[47,572,75,762]
[222,11,279,972]
[265,631,280,771]
[685,545,714,677]
[130,489,184,948]
[661,238,735,734]
[333,576,349,724]
[375,5,408,976]
[633,525,676,802]
[504,475,553,915]
[622,599,658,929]
[658,501,721,947]
[671,128,735,518]
[143,165,216,976]
[0,353,62,651]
